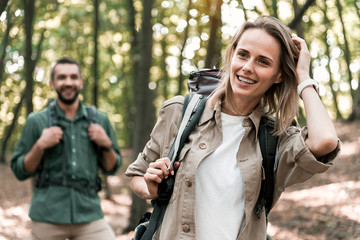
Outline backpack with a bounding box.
[133,69,278,240]
[35,99,102,196]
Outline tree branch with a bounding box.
[0,91,25,164]
[288,0,316,29]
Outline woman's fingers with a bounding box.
[144,171,163,184]
[147,157,172,180]
[291,34,311,81]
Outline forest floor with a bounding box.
[0,120,360,240]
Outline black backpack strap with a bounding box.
[140,94,207,240]
[85,105,104,192]
[86,105,98,124]
[37,99,60,188]
[36,101,102,195]
[255,116,278,219]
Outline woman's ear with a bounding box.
[274,74,283,84]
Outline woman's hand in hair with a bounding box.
[291,34,311,83]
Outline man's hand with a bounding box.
[88,124,112,148]
[24,126,63,173]
[37,126,63,150]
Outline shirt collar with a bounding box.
[198,99,265,142]
[54,99,88,121]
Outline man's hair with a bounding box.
[50,57,82,81]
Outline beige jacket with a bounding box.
[126,95,340,240]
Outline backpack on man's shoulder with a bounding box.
[35,99,103,195]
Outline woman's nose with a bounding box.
[242,60,254,73]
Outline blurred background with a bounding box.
[0,0,359,239]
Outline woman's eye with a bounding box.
[259,59,269,65]
[238,52,247,58]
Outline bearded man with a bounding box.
[11,57,122,240]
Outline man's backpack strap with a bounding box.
[255,116,278,219]
[36,100,102,195]
[139,94,207,240]
[86,105,98,124]
[37,99,62,188]
[86,105,106,172]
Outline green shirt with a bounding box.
[11,100,122,224]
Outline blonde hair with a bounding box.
[209,16,299,135]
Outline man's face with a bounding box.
[50,63,83,105]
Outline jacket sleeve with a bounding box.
[125,96,184,177]
[11,113,41,180]
[273,121,341,203]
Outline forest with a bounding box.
[0,0,359,239]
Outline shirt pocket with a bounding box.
[169,145,191,203]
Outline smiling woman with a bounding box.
[126,16,340,240]
[226,28,283,115]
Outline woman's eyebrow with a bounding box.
[259,55,274,63]
[238,48,274,63]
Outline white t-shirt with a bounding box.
[195,112,246,240]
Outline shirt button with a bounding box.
[72,148,76,153]
[72,161,77,166]
[199,143,207,149]
[182,224,190,233]
[184,178,192,187]
[71,135,75,140]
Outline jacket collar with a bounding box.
[198,99,264,143]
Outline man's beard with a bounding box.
[56,87,80,105]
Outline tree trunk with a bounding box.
[0,7,12,87]
[159,9,169,100]
[348,1,360,120]
[205,0,223,69]
[127,0,156,231]
[335,0,355,112]
[0,93,25,164]
[322,1,343,119]
[1,2,45,164]
[23,0,35,115]
[272,0,278,19]
[177,0,192,96]
[0,0,9,14]
[93,0,99,107]
[348,74,360,121]
[290,1,307,123]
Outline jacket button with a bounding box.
[184,178,192,187]
[199,143,207,149]
[243,118,250,126]
[182,224,190,233]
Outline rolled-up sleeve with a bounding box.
[274,124,341,194]
[98,112,122,175]
[11,113,39,180]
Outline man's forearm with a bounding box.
[102,149,118,172]
[24,141,45,173]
